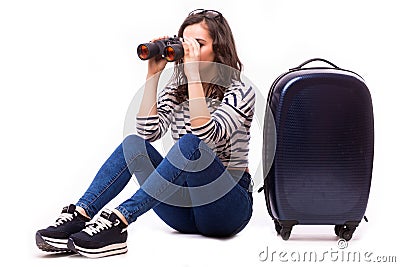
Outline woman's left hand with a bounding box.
[182,36,201,81]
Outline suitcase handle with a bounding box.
[292,58,339,70]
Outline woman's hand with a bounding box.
[147,36,169,78]
[182,36,201,81]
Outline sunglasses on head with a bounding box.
[188,9,223,21]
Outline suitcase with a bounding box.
[260,58,374,241]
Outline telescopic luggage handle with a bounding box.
[290,58,339,70]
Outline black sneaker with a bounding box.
[36,204,90,252]
[68,209,128,258]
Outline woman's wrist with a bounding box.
[187,76,201,84]
[185,70,201,83]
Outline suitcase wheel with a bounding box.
[274,220,297,240]
[340,229,353,241]
[334,224,358,241]
[280,227,292,241]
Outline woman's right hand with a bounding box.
[147,36,169,78]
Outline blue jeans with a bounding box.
[76,134,253,237]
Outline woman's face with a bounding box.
[182,22,215,62]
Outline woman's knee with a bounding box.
[122,133,163,162]
[123,134,145,147]
[174,134,202,160]
[122,134,148,154]
[178,134,201,146]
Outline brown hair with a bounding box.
[171,11,242,103]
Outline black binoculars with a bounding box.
[137,36,183,62]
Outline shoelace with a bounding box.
[83,216,119,236]
[53,212,75,227]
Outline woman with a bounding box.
[36,9,255,258]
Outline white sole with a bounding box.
[68,239,128,258]
[36,232,70,252]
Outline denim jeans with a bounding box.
[76,134,253,237]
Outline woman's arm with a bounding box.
[138,36,169,118]
[182,37,211,128]
[136,37,173,142]
[181,36,255,145]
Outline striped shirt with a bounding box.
[136,80,255,168]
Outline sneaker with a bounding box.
[36,204,90,252]
[68,209,128,258]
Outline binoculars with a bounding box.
[137,36,183,62]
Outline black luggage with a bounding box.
[260,58,374,241]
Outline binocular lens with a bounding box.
[164,44,184,62]
[164,46,176,62]
[138,45,150,60]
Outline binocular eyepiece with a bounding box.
[137,36,183,62]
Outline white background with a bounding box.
[1,0,399,266]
